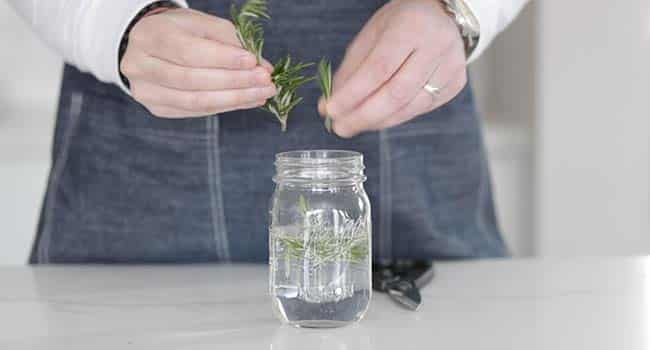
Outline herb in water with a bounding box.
[275,195,369,267]
[276,235,368,266]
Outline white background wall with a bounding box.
[0,1,647,264]
[0,1,60,265]
[536,0,650,256]
[471,2,537,257]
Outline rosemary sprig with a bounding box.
[276,235,368,265]
[230,0,268,63]
[230,0,314,132]
[273,196,369,266]
[317,59,333,133]
[263,56,315,131]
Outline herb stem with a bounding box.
[231,0,313,132]
[317,59,333,133]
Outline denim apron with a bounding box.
[30,0,507,264]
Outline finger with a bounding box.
[133,26,258,69]
[134,11,273,71]
[123,53,271,91]
[138,9,241,48]
[332,37,463,137]
[320,13,384,118]
[331,14,382,90]
[146,98,268,118]
[146,104,209,118]
[326,26,415,119]
[331,47,439,137]
[374,69,468,131]
[423,38,466,96]
[131,80,276,114]
[229,99,270,112]
[261,58,274,72]
[178,11,274,72]
[226,98,270,113]
[178,10,242,47]
[182,11,278,72]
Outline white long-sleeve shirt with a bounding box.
[8,0,529,92]
[465,0,530,62]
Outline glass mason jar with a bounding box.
[269,150,372,328]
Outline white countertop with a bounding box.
[1,257,648,349]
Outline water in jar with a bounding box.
[270,205,371,328]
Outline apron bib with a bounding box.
[31,0,507,263]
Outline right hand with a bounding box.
[120,8,277,118]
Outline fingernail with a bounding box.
[254,68,271,85]
[238,54,257,68]
[332,125,350,139]
[261,58,274,72]
[335,128,355,139]
[259,85,277,98]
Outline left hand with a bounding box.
[320,0,467,138]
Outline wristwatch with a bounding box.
[439,0,480,58]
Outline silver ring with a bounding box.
[423,83,442,97]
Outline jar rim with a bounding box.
[274,150,366,185]
[275,150,363,164]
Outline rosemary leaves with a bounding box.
[230,0,268,63]
[231,0,314,132]
[273,195,369,266]
[275,234,369,266]
[263,57,314,132]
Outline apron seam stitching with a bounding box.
[213,117,231,261]
[476,143,503,256]
[38,91,84,264]
[379,130,393,261]
[207,117,231,261]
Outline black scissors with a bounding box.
[372,260,435,311]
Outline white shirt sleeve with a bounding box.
[7,0,188,93]
[464,0,530,62]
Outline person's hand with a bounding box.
[320,0,467,137]
[120,8,276,118]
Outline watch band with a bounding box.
[440,0,480,58]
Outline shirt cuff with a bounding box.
[86,0,189,95]
[463,0,526,63]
